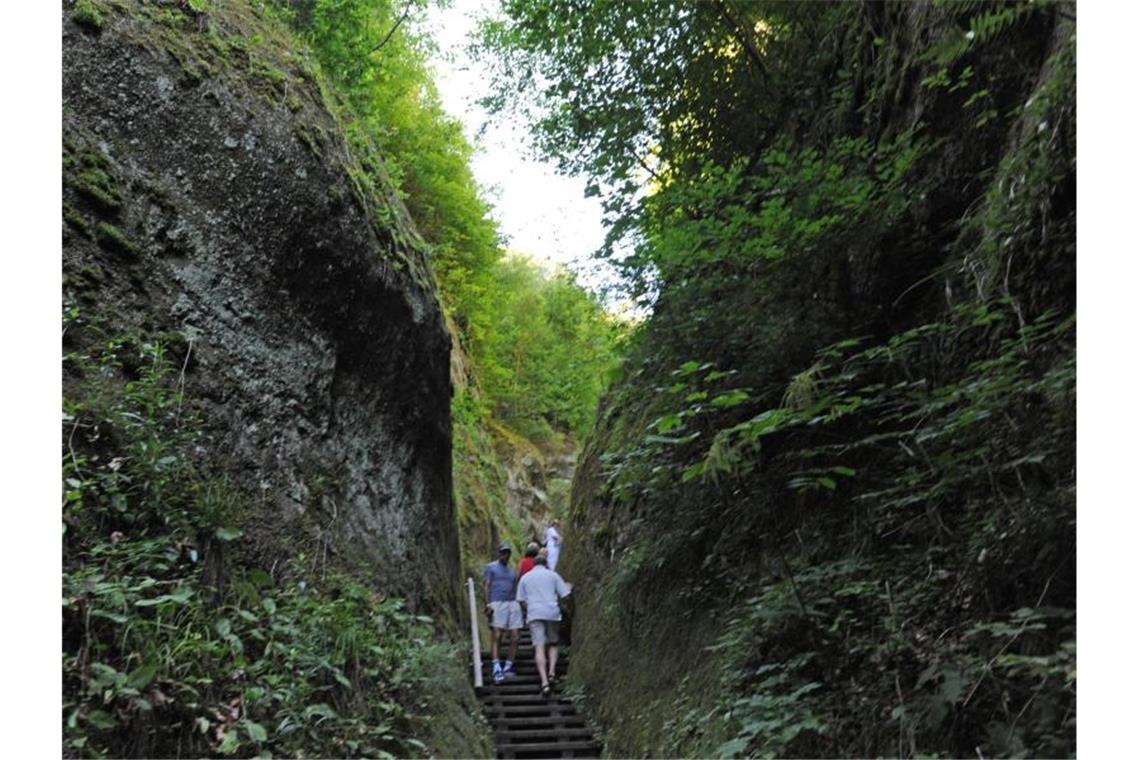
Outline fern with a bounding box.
[925,1,1041,66]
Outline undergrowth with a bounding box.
[62,313,470,758]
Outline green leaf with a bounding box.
[711,390,750,408]
[681,462,704,482]
[218,729,240,755]
[830,465,856,477]
[215,527,243,542]
[90,609,129,624]
[303,703,339,721]
[126,662,158,690]
[87,709,117,730]
[262,598,277,615]
[135,586,193,607]
[817,477,837,490]
[243,720,268,743]
[248,569,274,588]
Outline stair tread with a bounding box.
[482,698,578,706]
[497,728,595,740]
[492,716,587,727]
[483,706,581,716]
[495,740,600,750]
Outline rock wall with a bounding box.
[63,0,462,623]
[560,4,1075,757]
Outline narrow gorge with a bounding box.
[61,1,1077,758]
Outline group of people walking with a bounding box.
[482,519,568,696]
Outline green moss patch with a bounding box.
[71,0,106,32]
[95,222,139,257]
[66,145,124,217]
[63,206,94,239]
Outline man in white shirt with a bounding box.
[515,554,572,696]
[544,519,562,571]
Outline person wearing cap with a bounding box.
[483,542,522,683]
[516,553,572,697]
[519,542,540,578]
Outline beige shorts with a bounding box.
[529,619,560,646]
[489,601,522,630]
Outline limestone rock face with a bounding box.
[62,3,461,622]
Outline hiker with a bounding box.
[519,542,540,578]
[516,554,572,697]
[482,542,522,683]
[544,518,562,571]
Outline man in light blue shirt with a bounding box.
[516,554,572,696]
[483,542,522,683]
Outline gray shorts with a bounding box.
[529,619,560,646]
[490,601,522,630]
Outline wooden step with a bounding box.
[481,683,564,695]
[497,727,596,741]
[481,696,575,707]
[483,661,567,671]
[482,648,565,658]
[483,704,581,717]
[492,716,587,728]
[496,739,601,758]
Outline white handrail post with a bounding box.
[467,577,483,688]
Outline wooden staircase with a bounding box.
[478,629,601,759]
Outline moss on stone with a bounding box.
[75,169,123,215]
[64,265,108,303]
[71,0,106,32]
[64,206,94,239]
[66,146,124,216]
[95,221,139,258]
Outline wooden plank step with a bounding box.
[496,728,596,742]
[483,706,579,715]
[482,683,564,694]
[483,675,564,685]
[481,700,576,711]
[483,662,567,673]
[481,694,573,704]
[491,716,587,728]
[499,747,606,756]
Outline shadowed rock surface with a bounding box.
[62,1,461,623]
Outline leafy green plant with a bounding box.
[63,326,466,757]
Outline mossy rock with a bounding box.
[95,222,139,258]
[75,170,123,215]
[71,0,106,32]
[63,205,94,239]
[66,146,124,216]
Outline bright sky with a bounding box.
[420,0,610,284]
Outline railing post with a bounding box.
[467,576,483,688]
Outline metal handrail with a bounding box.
[466,577,483,688]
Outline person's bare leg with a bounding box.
[508,629,519,663]
[547,645,559,681]
[534,643,549,689]
[491,628,501,663]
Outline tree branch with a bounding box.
[712,0,768,81]
[371,0,414,54]
[637,155,664,185]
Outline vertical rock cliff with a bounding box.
[63,1,461,624]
